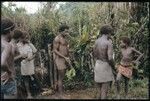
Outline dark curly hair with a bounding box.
[21,31,30,39]
[58,24,69,33]
[1,18,15,35]
[13,29,23,40]
[120,36,131,46]
[100,25,113,35]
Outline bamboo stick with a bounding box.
[48,44,54,88]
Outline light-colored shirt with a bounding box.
[17,42,37,75]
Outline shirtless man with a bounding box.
[1,18,16,99]
[93,25,115,99]
[10,30,25,62]
[53,24,71,98]
[116,36,143,99]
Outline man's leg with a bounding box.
[30,74,41,98]
[96,83,102,99]
[124,77,129,99]
[101,82,111,99]
[1,93,4,99]
[116,72,122,99]
[24,76,32,98]
[58,70,65,97]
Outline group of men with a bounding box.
[52,24,143,99]
[1,18,37,99]
[1,18,143,99]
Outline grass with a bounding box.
[38,78,148,99]
[64,78,149,99]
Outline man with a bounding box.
[53,24,71,98]
[116,36,143,99]
[1,18,16,99]
[17,31,37,98]
[10,29,28,98]
[93,25,115,99]
[10,29,26,61]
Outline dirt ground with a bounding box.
[34,86,148,99]
[35,87,97,99]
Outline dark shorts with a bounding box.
[1,79,17,98]
[20,75,41,96]
[21,75,31,82]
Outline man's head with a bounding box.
[59,24,69,36]
[100,25,114,37]
[1,18,15,41]
[20,31,30,44]
[120,36,131,48]
[12,29,24,42]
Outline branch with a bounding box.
[134,17,148,36]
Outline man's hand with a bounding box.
[26,58,31,61]
[65,57,70,63]
[132,60,140,66]
[21,54,28,59]
[65,57,73,69]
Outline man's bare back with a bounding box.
[94,35,113,62]
[93,25,114,99]
[10,40,20,57]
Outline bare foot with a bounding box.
[52,93,61,99]
[124,95,128,99]
[117,95,120,99]
[27,95,33,99]
[60,94,68,99]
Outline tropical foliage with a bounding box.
[1,2,149,88]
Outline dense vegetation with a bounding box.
[2,2,149,89]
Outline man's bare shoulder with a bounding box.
[130,47,134,50]
[54,35,60,43]
[95,39,99,44]
[54,35,61,43]
[2,42,12,52]
[130,47,137,52]
[10,42,17,48]
[17,42,22,48]
[106,39,112,46]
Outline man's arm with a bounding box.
[53,37,67,59]
[29,43,37,54]
[14,54,27,61]
[1,44,11,72]
[14,46,22,61]
[26,43,37,61]
[93,41,98,59]
[26,52,35,61]
[15,46,20,56]
[107,41,115,69]
[132,47,143,62]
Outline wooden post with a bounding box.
[48,44,54,88]
[53,57,58,90]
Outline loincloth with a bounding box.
[117,64,133,79]
[54,58,67,70]
[94,60,114,83]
